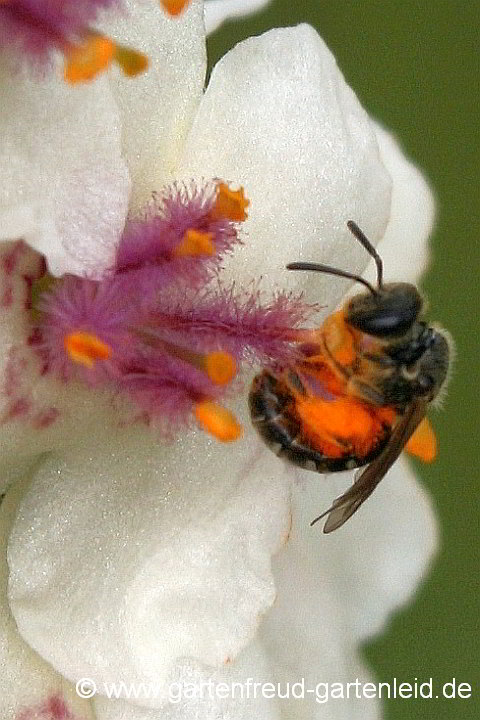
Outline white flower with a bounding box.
[204,0,273,35]
[0,2,437,718]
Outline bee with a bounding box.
[249,221,450,533]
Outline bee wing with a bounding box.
[311,399,429,534]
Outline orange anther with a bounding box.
[405,417,437,463]
[64,35,114,84]
[195,401,243,442]
[160,0,190,16]
[205,351,236,385]
[174,229,215,257]
[114,44,149,77]
[212,183,250,222]
[64,331,111,368]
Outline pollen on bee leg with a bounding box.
[211,183,250,222]
[160,0,190,16]
[64,331,111,369]
[195,401,243,442]
[174,229,215,257]
[64,34,115,84]
[405,417,437,463]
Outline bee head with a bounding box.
[345,282,423,337]
[287,221,424,338]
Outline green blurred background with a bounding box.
[208,1,479,718]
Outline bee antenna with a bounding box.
[286,262,378,296]
[347,220,384,289]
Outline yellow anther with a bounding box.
[212,183,249,222]
[195,401,243,442]
[174,229,215,257]
[114,44,149,77]
[64,35,115,84]
[204,351,236,385]
[160,0,190,16]
[65,331,111,368]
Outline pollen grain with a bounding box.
[64,35,114,84]
[195,401,243,442]
[212,183,250,222]
[174,229,215,257]
[65,331,111,368]
[114,44,149,77]
[204,351,236,385]
[161,0,190,16]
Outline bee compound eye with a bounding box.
[346,283,422,338]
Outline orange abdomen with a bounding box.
[294,389,396,461]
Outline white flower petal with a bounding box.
[101,0,207,207]
[0,68,130,278]
[93,642,278,719]
[0,480,94,720]
[286,455,437,641]
[93,450,415,720]
[178,25,392,308]
[362,124,436,286]
[0,242,131,491]
[8,417,291,709]
[94,641,380,720]
[205,0,272,35]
